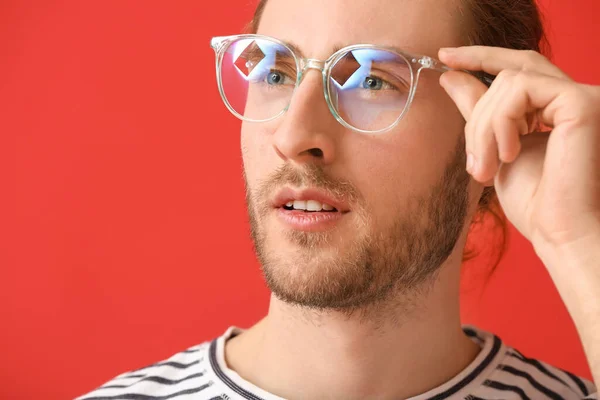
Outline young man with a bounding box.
[78,0,600,398]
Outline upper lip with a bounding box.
[272,187,351,213]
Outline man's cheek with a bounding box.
[241,151,260,182]
[242,144,270,174]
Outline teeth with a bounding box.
[292,200,307,210]
[287,200,336,211]
[306,200,322,211]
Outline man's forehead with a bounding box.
[256,0,464,58]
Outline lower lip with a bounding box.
[276,208,346,232]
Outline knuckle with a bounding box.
[561,85,600,126]
[513,70,531,85]
[496,69,530,91]
[494,69,513,83]
[522,50,543,70]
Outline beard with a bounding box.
[245,138,471,317]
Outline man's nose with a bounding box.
[271,69,342,166]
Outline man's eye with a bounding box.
[265,70,294,86]
[267,71,285,85]
[362,76,392,90]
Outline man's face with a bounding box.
[243,0,478,312]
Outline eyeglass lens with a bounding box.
[219,37,414,132]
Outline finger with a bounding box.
[501,71,573,129]
[526,112,540,133]
[469,82,503,182]
[438,46,571,81]
[486,71,562,182]
[494,132,549,232]
[494,113,525,163]
[439,70,488,121]
[439,70,492,179]
[462,70,575,134]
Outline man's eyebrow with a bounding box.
[327,43,362,56]
[333,43,418,57]
[331,43,423,63]
[280,40,357,59]
[283,42,361,59]
[283,40,420,59]
[284,41,305,58]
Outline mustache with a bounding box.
[253,163,362,209]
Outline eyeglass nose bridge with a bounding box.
[295,57,341,124]
[302,58,326,71]
[298,58,327,83]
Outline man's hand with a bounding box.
[438,46,600,250]
[438,45,600,386]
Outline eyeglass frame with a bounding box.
[210,34,493,134]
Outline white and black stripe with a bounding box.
[509,349,592,398]
[208,337,267,400]
[76,325,597,400]
[483,379,533,399]
[425,335,502,400]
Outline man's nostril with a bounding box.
[307,148,324,158]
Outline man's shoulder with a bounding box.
[75,340,218,400]
[461,326,596,399]
[481,343,597,400]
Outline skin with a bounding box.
[439,46,600,386]
[224,0,600,398]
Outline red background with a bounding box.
[4,1,600,399]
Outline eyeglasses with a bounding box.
[210,34,490,134]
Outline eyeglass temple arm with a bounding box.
[419,56,495,86]
[210,36,230,51]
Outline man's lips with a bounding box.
[271,187,351,213]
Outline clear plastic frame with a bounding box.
[210,34,490,134]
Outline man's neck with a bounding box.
[224,263,480,400]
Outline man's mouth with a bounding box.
[272,188,350,213]
[270,188,350,232]
[282,200,338,213]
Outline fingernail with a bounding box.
[466,152,476,173]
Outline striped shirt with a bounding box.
[76,325,597,400]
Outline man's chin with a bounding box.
[261,255,372,311]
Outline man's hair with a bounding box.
[244,0,551,269]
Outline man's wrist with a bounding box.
[533,222,600,270]
[532,223,600,313]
